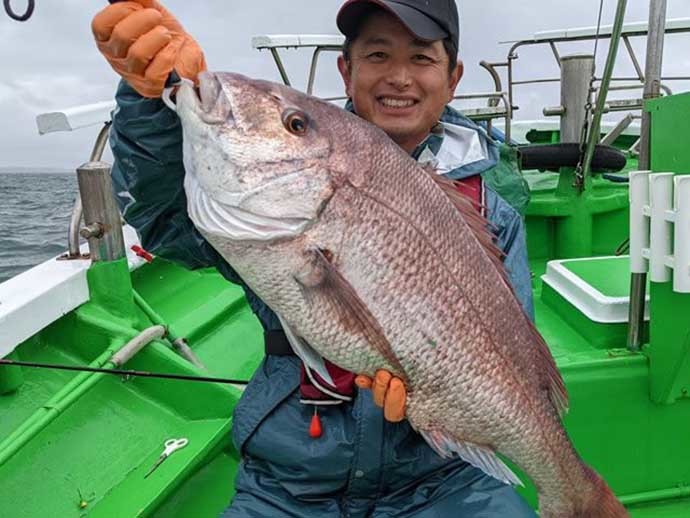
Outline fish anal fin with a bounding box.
[294,248,406,378]
[420,429,523,487]
[531,323,569,417]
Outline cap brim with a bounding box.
[337,0,448,42]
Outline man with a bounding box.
[92,0,534,516]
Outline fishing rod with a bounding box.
[3,0,118,22]
[0,358,250,385]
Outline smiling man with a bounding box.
[338,2,463,154]
[92,0,534,516]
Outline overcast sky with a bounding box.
[1,0,689,169]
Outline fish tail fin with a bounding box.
[579,466,630,518]
[539,466,629,518]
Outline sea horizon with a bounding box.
[0,166,74,175]
[0,171,78,283]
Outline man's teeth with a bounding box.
[379,98,415,108]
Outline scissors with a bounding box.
[144,438,189,479]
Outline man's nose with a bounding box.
[385,64,412,90]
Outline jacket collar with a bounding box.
[344,102,500,180]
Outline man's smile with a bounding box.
[376,96,419,109]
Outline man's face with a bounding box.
[338,10,463,153]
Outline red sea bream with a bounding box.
[174,71,628,518]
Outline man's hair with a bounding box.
[341,8,458,77]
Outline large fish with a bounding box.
[173,71,628,518]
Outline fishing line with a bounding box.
[592,0,606,59]
[3,0,34,21]
[574,0,607,190]
[0,358,250,385]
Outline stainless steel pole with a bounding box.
[76,161,125,262]
[582,0,628,179]
[560,54,595,143]
[627,0,668,351]
[67,122,112,259]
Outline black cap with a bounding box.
[337,0,459,52]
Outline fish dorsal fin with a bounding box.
[428,173,569,418]
[420,429,523,487]
[535,328,569,417]
[294,248,406,378]
[427,172,505,268]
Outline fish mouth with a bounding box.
[192,71,234,125]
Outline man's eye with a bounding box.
[413,54,434,63]
[367,52,387,61]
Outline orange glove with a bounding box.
[355,370,407,422]
[92,0,206,98]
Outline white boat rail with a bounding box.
[0,226,146,359]
[36,101,115,135]
[508,17,690,44]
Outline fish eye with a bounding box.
[282,109,309,136]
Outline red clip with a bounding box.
[131,245,154,263]
[309,408,322,439]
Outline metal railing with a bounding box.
[251,20,690,143]
[502,17,690,138]
[252,34,514,140]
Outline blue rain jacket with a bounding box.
[110,80,536,517]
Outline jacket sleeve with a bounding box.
[485,188,535,321]
[109,80,242,284]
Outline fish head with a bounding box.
[176,71,338,241]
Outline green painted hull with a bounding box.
[3,94,690,516]
[0,260,262,517]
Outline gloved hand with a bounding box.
[92,0,206,98]
[355,370,406,422]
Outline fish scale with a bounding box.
[176,71,629,518]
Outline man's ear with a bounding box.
[447,59,464,102]
[337,54,353,98]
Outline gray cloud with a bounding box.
[0,0,688,169]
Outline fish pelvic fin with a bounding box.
[278,315,337,388]
[294,247,406,378]
[429,173,570,418]
[419,429,523,487]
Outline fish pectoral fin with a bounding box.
[420,430,523,487]
[294,248,406,377]
[277,315,336,387]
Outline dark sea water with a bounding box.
[0,173,78,283]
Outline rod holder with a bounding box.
[649,173,674,283]
[76,161,125,263]
[629,171,651,274]
[673,176,690,293]
[629,171,690,292]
